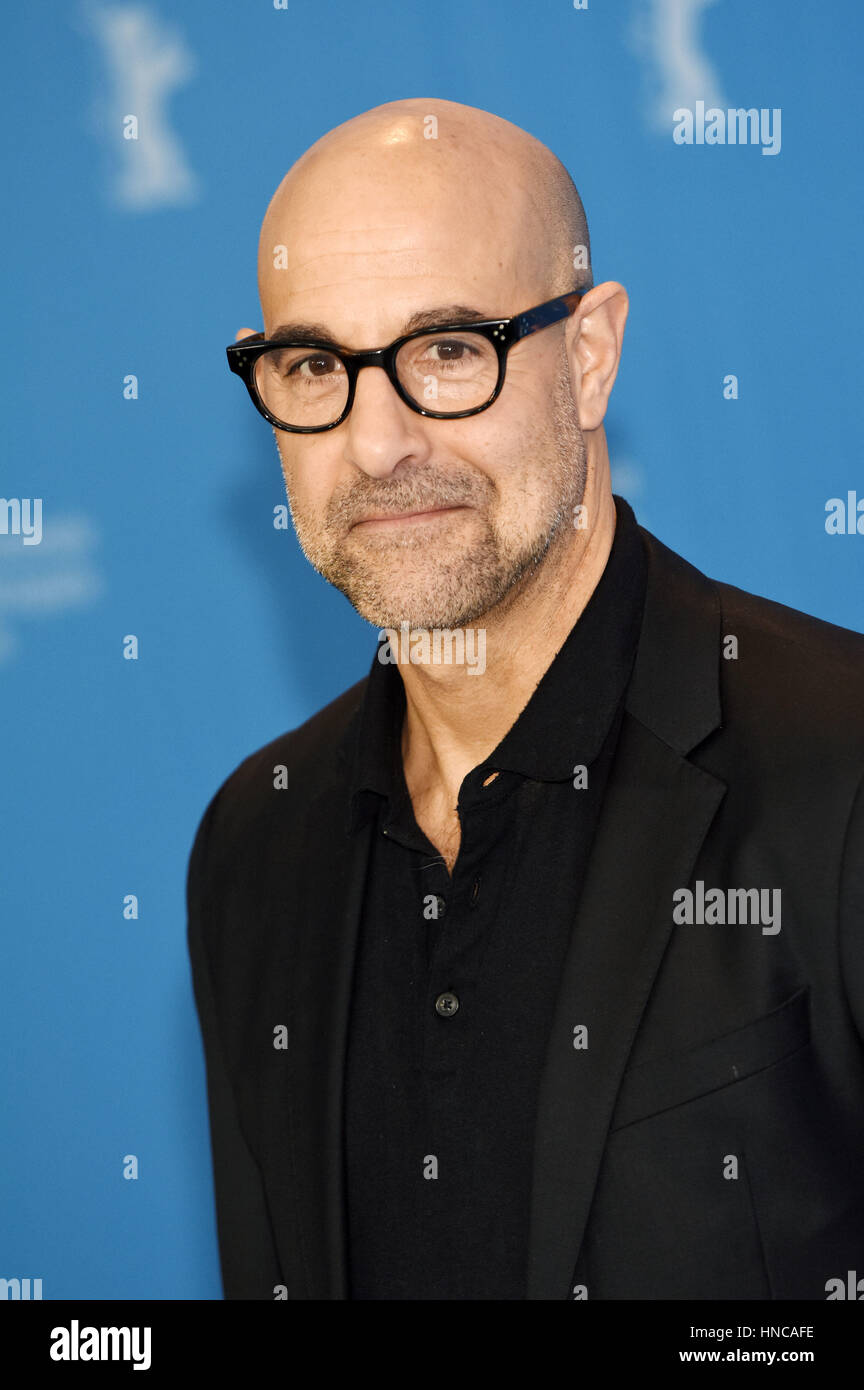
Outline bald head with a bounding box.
[257,98,592,333]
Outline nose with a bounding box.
[341,364,432,478]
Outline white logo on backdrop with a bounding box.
[628,0,726,132]
[83,2,201,209]
[0,515,103,665]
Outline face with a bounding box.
[260,135,588,630]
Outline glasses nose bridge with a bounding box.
[344,342,402,403]
[349,342,394,373]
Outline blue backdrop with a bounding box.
[2,0,862,1298]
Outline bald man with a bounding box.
[187,99,864,1301]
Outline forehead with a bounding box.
[258,147,549,344]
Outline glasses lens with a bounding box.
[395,331,499,412]
[254,346,349,428]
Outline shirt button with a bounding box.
[435,991,460,1017]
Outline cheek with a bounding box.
[277,441,336,514]
[454,414,550,506]
[467,363,557,461]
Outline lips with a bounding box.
[352,505,465,527]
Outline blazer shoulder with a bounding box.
[189,673,368,859]
[713,575,864,678]
[640,520,864,685]
[708,573,864,763]
[635,522,864,766]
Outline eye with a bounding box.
[290,352,343,378]
[425,338,479,362]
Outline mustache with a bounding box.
[326,466,492,529]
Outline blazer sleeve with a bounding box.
[839,770,864,1045]
[187,792,283,1300]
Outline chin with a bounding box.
[348,590,471,632]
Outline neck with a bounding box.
[399,446,617,809]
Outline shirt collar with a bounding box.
[347,494,647,831]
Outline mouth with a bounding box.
[350,505,468,530]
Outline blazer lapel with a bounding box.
[526,717,726,1298]
[526,524,728,1299]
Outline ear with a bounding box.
[235,326,260,342]
[564,282,629,431]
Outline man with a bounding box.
[187,98,864,1300]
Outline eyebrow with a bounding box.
[265,304,499,347]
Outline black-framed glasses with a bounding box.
[225,288,586,433]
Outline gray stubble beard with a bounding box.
[282,348,587,630]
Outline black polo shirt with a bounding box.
[343,494,648,1300]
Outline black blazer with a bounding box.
[187,517,864,1300]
